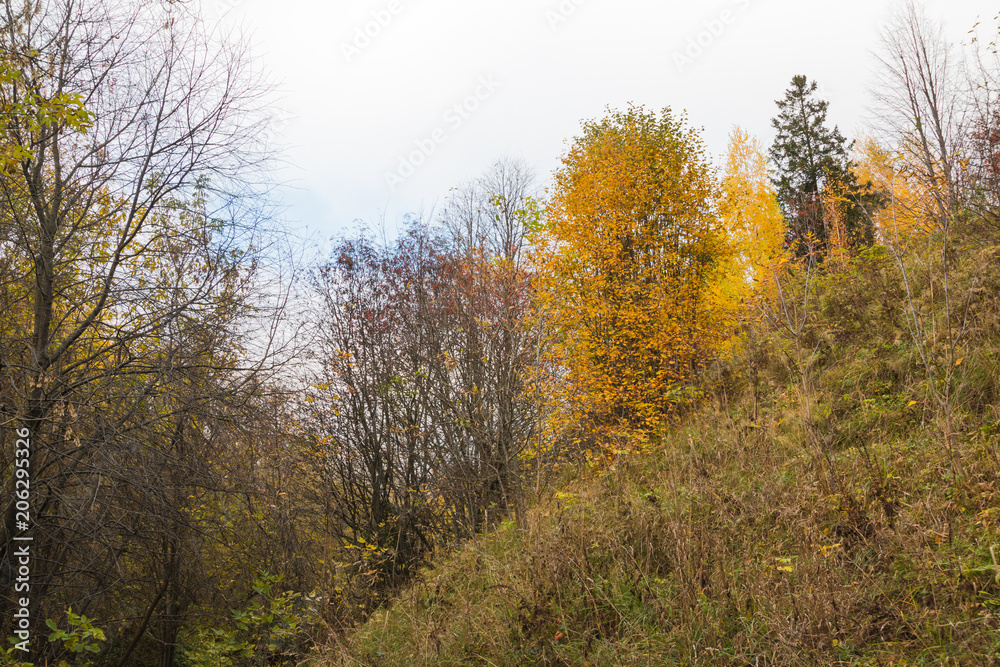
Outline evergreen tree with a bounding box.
[770,75,876,253]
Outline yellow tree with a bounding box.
[717,127,787,303]
[714,127,788,421]
[536,106,727,433]
[852,135,937,247]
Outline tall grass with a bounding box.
[318,234,1000,666]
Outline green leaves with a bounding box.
[177,573,312,667]
[0,59,94,173]
[45,609,106,664]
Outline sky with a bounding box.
[211,0,994,239]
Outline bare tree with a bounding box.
[441,156,536,261]
[869,1,981,474]
[307,230,442,615]
[966,13,1000,223]
[871,0,964,223]
[439,157,538,524]
[0,0,281,660]
[305,161,540,616]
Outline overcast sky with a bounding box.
[213,0,993,239]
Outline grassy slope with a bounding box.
[319,241,1000,666]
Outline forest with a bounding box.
[1,0,1000,664]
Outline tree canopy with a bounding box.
[770,75,876,253]
[536,106,729,432]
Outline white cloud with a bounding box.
[220,0,993,235]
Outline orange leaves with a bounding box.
[534,106,726,432]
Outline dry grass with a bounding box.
[313,414,1000,665]
[314,242,1000,666]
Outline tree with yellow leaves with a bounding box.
[714,127,788,421]
[536,106,727,432]
[852,135,937,247]
[718,127,787,300]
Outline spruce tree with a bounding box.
[770,75,876,253]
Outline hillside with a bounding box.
[4,4,1000,664]
[319,235,1000,666]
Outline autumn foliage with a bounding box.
[9,1,1000,662]
[535,106,729,433]
[717,127,788,302]
[852,135,939,246]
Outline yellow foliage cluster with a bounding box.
[531,114,792,444]
[716,127,789,312]
[534,107,730,433]
[852,135,939,246]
